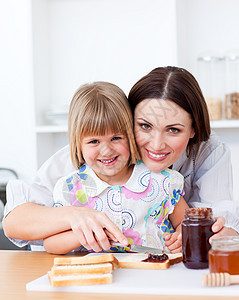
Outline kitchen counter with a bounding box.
[0,250,238,300]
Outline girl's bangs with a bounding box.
[81,108,127,137]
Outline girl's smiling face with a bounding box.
[81,131,133,185]
[134,98,195,172]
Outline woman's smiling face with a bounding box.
[134,98,195,172]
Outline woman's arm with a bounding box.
[3,203,129,252]
[3,203,74,240]
[3,146,74,247]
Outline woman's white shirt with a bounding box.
[173,133,239,232]
[4,133,239,247]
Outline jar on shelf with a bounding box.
[181,207,215,269]
[225,50,239,119]
[197,54,225,120]
[209,236,239,275]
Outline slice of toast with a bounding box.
[118,252,182,269]
[168,252,183,265]
[51,262,113,276]
[48,271,113,287]
[54,253,114,266]
[49,254,115,287]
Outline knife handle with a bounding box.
[111,242,131,250]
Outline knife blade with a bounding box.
[111,242,165,255]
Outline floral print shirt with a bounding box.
[53,161,184,251]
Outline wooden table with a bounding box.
[0,250,238,300]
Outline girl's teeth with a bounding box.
[149,151,166,158]
[100,158,115,163]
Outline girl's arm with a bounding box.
[169,196,189,230]
[164,196,188,253]
[43,230,82,254]
[164,197,227,253]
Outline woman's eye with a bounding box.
[169,128,180,134]
[139,123,151,130]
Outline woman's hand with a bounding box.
[69,207,129,252]
[209,216,239,243]
[164,231,182,253]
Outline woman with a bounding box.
[3,67,238,252]
[128,66,238,239]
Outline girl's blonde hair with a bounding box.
[68,81,140,169]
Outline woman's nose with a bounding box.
[150,131,166,150]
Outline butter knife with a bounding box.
[111,242,165,255]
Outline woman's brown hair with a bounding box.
[128,66,211,157]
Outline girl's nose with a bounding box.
[100,142,114,156]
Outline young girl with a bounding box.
[43,81,188,254]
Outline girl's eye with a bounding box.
[89,140,99,144]
[169,128,180,134]
[112,136,122,141]
[139,123,151,130]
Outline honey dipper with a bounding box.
[203,273,239,287]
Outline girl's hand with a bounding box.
[164,232,182,253]
[69,207,128,252]
[209,216,239,243]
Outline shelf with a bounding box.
[210,120,239,129]
[36,125,67,133]
[35,120,239,134]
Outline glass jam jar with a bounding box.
[209,236,239,275]
[197,54,225,120]
[182,207,215,269]
[224,50,239,119]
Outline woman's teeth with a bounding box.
[149,151,166,158]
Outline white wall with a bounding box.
[32,0,178,124]
[0,0,37,181]
[213,128,239,201]
[176,0,239,74]
[176,0,239,200]
[1,0,178,183]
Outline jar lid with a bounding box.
[224,50,239,61]
[211,236,239,251]
[184,207,213,219]
[197,56,224,62]
[224,55,239,61]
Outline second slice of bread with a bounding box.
[118,252,182,269]
[118,253,169,269]
[51,262,113,276]
[49,254,115,287]
[54,253,115,266]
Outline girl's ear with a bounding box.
[80,151,85,162]
[76,150,84,165]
